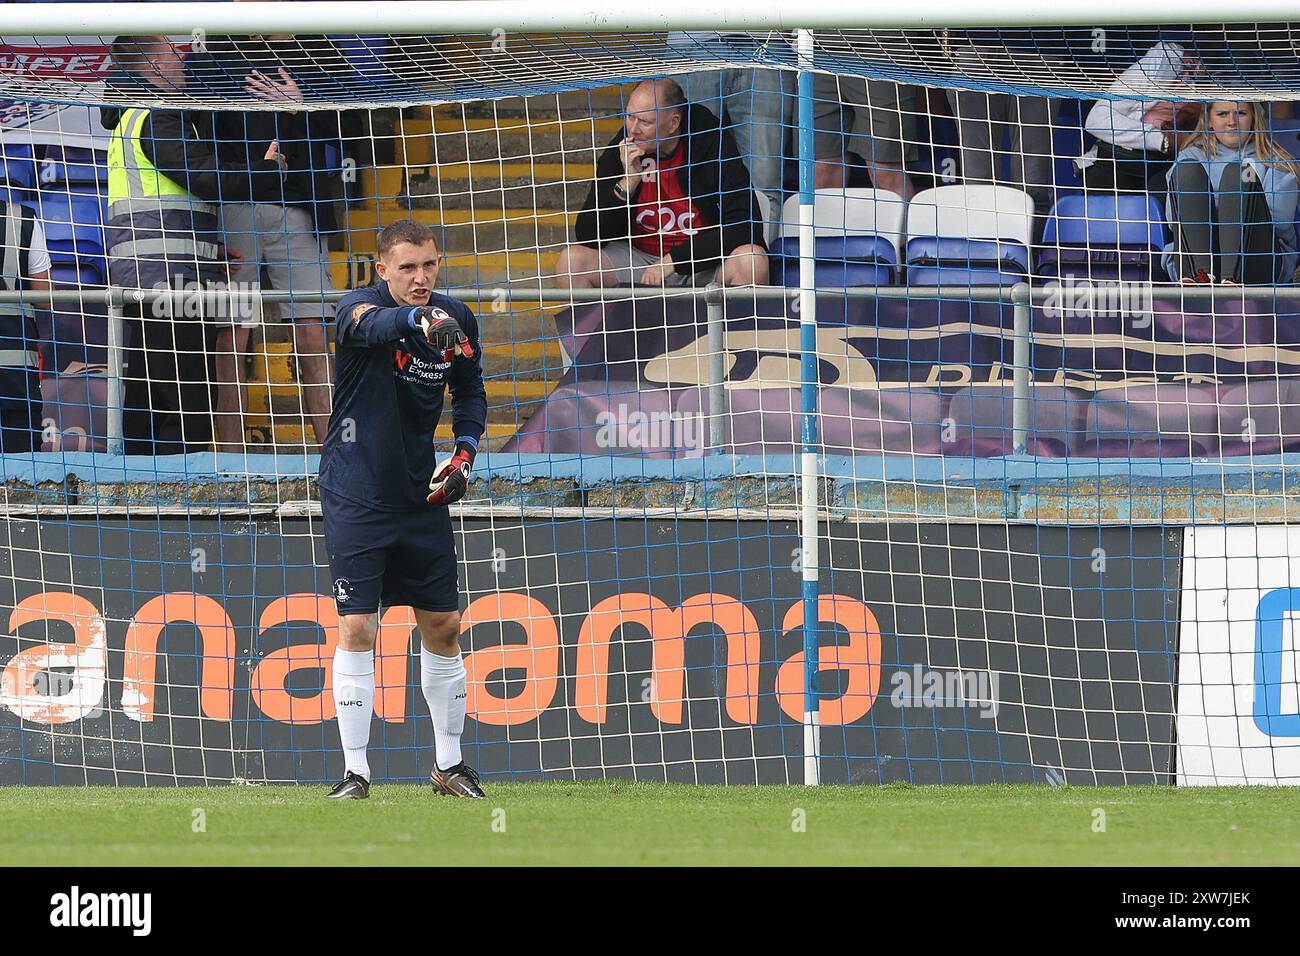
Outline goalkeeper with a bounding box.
[318,219,487,800]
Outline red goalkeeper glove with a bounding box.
[410,306,475,362]
[427,442,475,507]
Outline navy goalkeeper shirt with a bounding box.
[318,282,487,511]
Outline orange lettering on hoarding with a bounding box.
[776,595,882,725]
[575,592,760,725]
[249,594,339,724]
[121,593,236,721]
[0,592,107,724]
[461,592,558,726]
[374,606,419,722]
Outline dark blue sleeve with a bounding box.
[448,302,487,448]
[335,288,414,348]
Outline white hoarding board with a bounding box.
[1179,526,1300,785]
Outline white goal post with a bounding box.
[0,0,1296,36]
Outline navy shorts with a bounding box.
[321,489,460,615]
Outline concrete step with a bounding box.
[383,159,592,213]
[448,87,631,120]
[483,339,565,366]
[390,88,626,166]
[339,205,445,233]
[407,167,593,213]
[250,342,295,385]
[485,379,553,401]
[247,391,305,417]
[327,250,380,289]
[329,245,562,285]
[354,157,597,202]
[423,116,623,164]
[324,250,570,350]
[341,199,575,253]
[441,249,562,286]
[436,218,573,258]
[338,207,577,265]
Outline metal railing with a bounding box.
[1,281,1292,455]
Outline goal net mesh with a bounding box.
[0,19,1297,787]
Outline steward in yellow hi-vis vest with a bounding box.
[106,105,227,291]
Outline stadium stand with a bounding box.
[7,33,1300,458]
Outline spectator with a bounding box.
[1164,100,1299,285]
[555,78,769,288]
[1078,41,1201,194]
[184,27,355,451]
[667,31,792,215]
[103,35,280,455]
[0,197,50,452]
[812,76,922,199]
[943,28,1069,215]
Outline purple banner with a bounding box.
[504,293,1300,459]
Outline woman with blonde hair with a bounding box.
[1163,101,1299,284]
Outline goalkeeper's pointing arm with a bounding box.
[338,301,475,358]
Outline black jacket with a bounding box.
[99,68,279,203]
[183,35,362,233]
[574,104,766,278]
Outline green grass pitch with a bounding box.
[3,782,1298,866]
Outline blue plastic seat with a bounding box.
[50,261,107,288]
[37,147,108,187]
[0,144,38,192]
[770,234,899,287]
[0,185,35,208]
[905,236,1031,287]
[36,192,108,272]
[1038,193,1166,281]
[773,188,906,288]
[904,185,1036,288]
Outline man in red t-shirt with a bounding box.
[557,78,769,288]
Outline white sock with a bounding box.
[421,648,466,771]
[332,647,375,780]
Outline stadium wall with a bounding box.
[0,514,1184,786]
[7,453,1300,522]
